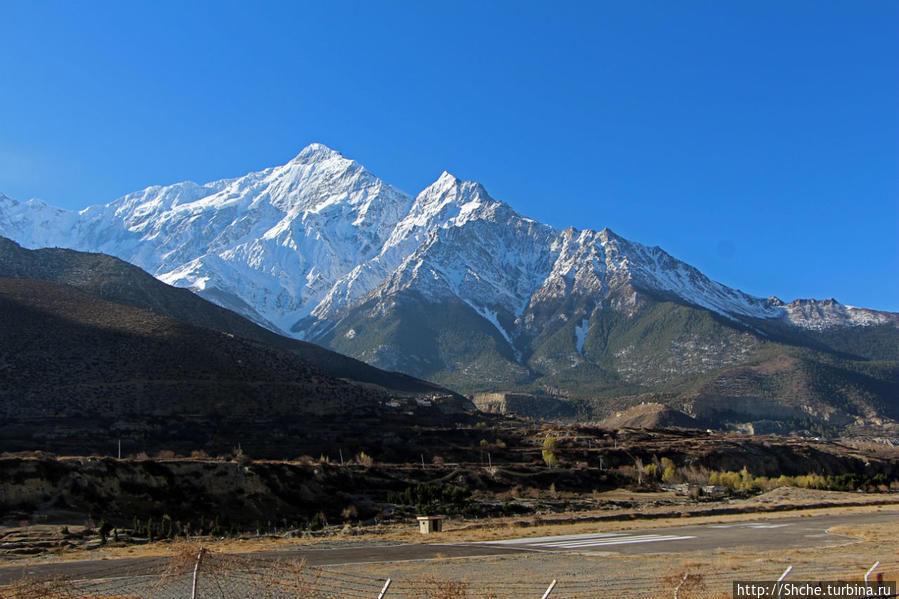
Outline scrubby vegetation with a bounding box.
[387,484,472,515]
[707,468,895,495]
[2,423,897,550]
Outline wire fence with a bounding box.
[1,547,896,599]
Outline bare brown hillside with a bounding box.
[0,237,448,396]
[0,278,470,458]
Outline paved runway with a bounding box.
[472,530,698,550]
[1,509,895,585]
[462,512,888,554]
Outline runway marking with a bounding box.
[708,522,791,529]
[476,532,626,545]
[477,532,695,550]
[538,534,696,548]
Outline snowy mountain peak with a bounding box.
[418,171,495,211]
[291,142,344,164]
[436,170,458,184]
[418,171,462,199]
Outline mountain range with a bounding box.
[2,143,897,433]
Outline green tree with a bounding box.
[542,435,559,468]
[98,520,112,545]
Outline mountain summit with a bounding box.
[292,142,344,163]
[2,144,897,431]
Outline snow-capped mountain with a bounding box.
[2,143,897,430]
[1,144,891,336]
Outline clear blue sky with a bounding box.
[2,1,897,311]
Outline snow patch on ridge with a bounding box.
[575,318,589,355]
[463,299,522,363]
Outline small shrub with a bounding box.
[97,520,112,544]
[233,446,252,465]
[680,465,711,485]
[662,466,677,483]
[309,511,327,531]
[542,451,558,468]
[341,505,359,521]
[355,451,373,467]
[409,577,472,599]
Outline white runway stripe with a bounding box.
[709,522,791,529]
[538,534,674,548]
[476,532,626,545]
[537,534,695,548]
[479,532,696,549]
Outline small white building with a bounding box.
[417,516,443,534]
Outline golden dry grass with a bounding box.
[0,576,140,599]
[402,577,484,599]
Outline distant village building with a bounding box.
[472,392,575,420]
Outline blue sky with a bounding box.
[2,1,897,310]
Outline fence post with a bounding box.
[864,561,880,586]
[377,578,391,598]
[776,565,792,599]
[190,547,206,599]
[541,579,557,599]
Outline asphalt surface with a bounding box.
[1,510,895,585]
[466,511,898,555]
